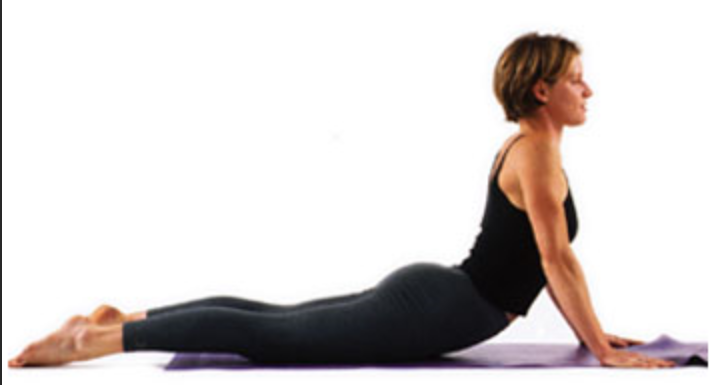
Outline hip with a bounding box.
[377,262,514,326]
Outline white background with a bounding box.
[3,0,715,384]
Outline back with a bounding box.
[457,135,579,316]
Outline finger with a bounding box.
[614,340,629,348]
[607,336,626,348]
[8,358,25,368]
[647,358,674,368]
[653,363,670,369]
[644,360,662,369]
[633,355,663,368]
[658,359,676,368]
[630,359,651,369]
[613,334,644,346]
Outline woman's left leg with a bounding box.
[119,262,510,364]
[10,262,510,366]
[144,288,376,317]
[89,287,376,326]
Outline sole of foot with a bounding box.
[8,315,91,367]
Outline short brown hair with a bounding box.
[493,32,582,122]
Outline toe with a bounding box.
[8,357,25,368]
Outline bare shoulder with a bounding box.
[511,137,565,204]
[514,137,560,169]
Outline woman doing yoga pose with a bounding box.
[8,32,676,369]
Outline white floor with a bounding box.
[2,352,711,385]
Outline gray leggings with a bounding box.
[123,262,510,364]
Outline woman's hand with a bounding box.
[580,333,644,349]
[580,333,675,368]
[598,348,676,369]
[605,333,644,348]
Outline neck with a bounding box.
[517,111,565,148]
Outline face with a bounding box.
[542,56,593,127]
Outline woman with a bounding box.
[8,32,675,369]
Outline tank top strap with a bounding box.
[492,134,526,181]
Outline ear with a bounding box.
[532,80,550,104]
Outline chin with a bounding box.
[567,115,587,127]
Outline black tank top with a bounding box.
[457,134,579,316]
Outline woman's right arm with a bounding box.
[515,142,675,368]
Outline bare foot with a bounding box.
[89,305,125,325]
[8,315,91,367]
[8,315,124,368]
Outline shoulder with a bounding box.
[512,137,565,203]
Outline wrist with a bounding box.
[592,344,614,361]
[581,334,612,359]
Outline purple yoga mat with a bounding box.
[165,334,707,370]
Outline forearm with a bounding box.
[542,251,611,359]
[545,283,587,345]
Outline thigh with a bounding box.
[288,288,375,311]
[368,262,510,359]
[147,288,377,318]
[279,262,510,363]
[132,262,511,364]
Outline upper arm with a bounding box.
[515,142,572,266]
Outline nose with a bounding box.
[583,82,593,99]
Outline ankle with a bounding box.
[74,324,123,361]
[73,324,95,354]
[126,311,147,322]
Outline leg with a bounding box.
[11,295,378,367]
[123,263,510,364]
[89,289,375,326]
[145,289,375,317]
[10,262,510,366]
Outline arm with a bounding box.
[515,142,673,368]
[542,247,611,358]
[545,282,645,348]
[515,143,611,359]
